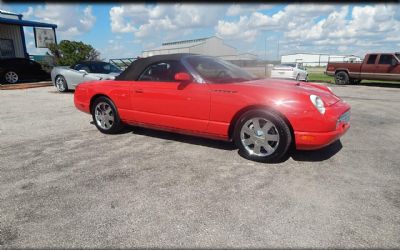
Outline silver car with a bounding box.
[51,61,122,92]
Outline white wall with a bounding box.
[142,37,237,58]
[190,37,236,56]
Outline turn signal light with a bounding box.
[300,135,315,141]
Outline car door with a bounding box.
[361,54,379,80]
[67,63,99,88]
[130,60,210,132]
[22,59,41,79]
[376,54,400,81]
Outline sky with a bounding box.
[1,2,399,60]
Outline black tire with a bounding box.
[55,75,68,92]
[3,70,19,84]
[91,96,123,134]
[334,71,349,85]
[233,109,292,163]
[296,74,300,81]
[305,75,309,82]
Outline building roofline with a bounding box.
[161,36,213,46]
[0,16,57,28]
[142,41,207,53]
[0,9,22,18]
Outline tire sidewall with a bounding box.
[91,96,122,134]
[233,109,292,163]
[55,75,68,92]
[335,71,349,85]
[4,70,19,84]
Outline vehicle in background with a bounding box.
[325,53,400,85]
[74,54,351,163]
[0,58,50,84]
[51,61,122,92]
[270,63,308,81]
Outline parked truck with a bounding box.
[325,53,400,84]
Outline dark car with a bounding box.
[0,58,50,84]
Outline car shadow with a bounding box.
[356,81,400,88]
[122,125,236,150]
[290,140,343,162]
[119,125,343,162]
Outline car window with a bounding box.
[378,55,395,65]
[89,62,122,74]
[276,64,295,68]
[74,64,91,73]
[366,54,378,64]
[186,56,258,83]
[138,61,187,82]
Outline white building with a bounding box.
[142,36,258,66]
[280,53,362,67]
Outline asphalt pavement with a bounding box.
[0,84,399,248]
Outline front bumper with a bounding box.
[295,108,351,150]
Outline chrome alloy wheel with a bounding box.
[94,102,114,130]
[55,76,66,92]
[5,71,18,83]
[240,117,280,157]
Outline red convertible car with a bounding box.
[74,54,350,162]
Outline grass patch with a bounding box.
[308,72,334,83]
[308,72,400,88]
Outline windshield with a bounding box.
[396,53,400,60]
[186,56,259,83]
[276,64,296,68]
[90,62,122,74]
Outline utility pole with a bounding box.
[264,37,267,77]
[277,40,280,62]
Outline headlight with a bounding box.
[310,95,325,114]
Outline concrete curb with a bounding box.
[0,81,52,90]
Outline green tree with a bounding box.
[48,40,101,66]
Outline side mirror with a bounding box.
[79,69,88,74]
[174,72,192,82]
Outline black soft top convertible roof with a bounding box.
[115,53,195,81]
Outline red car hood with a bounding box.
[230,78,341,106]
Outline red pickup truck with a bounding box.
[325,53,400,84]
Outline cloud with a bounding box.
[216,3,400,56]
[226,3,274,16]
[109,3,226,40]
[23,4,96,37]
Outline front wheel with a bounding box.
[91,96,123,134]
[234,110,292,163]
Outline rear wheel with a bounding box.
[234,109,292,163]
[55,75,68,92]
[91,96,123,134]
[335,71,349,85]
[4,71,19,84]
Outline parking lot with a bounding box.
[1,84,399,248]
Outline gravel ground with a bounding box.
[0,85,399,248]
